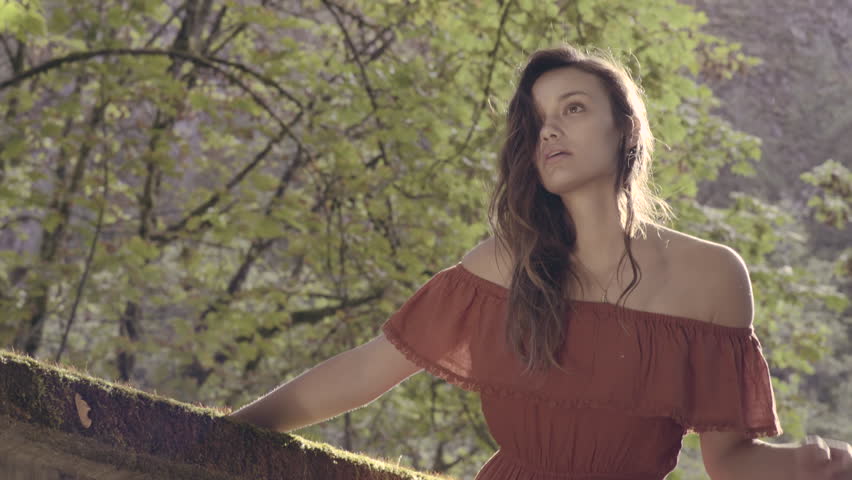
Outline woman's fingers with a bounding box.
[823,437,852,479]
[803,435,832,464]
[798,435,852,480]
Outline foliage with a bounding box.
[800,159,851,230]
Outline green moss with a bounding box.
[0,348,455,480]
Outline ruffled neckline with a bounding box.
[452,261,754,336]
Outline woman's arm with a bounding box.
[226,333,422,433]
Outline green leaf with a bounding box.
[0,1,45,36]
[731,159,756,177]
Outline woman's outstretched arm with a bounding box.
[226,333,422,433]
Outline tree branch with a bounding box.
[54,147,108,363]
[0,48,304,140]
[320,0,390,170]
[423,0,515,178]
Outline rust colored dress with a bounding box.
[381,262,783,480]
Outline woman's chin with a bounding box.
[540,171,612,194]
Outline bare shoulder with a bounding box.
[702,243,754,328]
[460,235,514,289]
[652,225,753,328]
[649,224,741,262]
[646,224,720,254]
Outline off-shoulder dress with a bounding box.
[381,262,783,480]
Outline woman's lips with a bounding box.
[545,152,571,164]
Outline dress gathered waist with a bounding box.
[477,450,669,480]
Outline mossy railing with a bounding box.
[0,349,454,480]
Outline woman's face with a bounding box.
[531,67,623,193]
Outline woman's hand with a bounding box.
[793,434,852,479]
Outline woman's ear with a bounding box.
[627,116,640,149]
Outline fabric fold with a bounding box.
[380,262,783,439]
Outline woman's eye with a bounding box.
[563,103,584,115]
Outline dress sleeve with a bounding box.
[679,332,783,439]
[380,262,784,441]
[380,263,503,392]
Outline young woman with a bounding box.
[227,44,852,480]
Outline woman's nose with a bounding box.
[540,123,562,141]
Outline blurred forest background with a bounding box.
[0,0,849,479]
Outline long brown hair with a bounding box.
[486,44,675,377]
